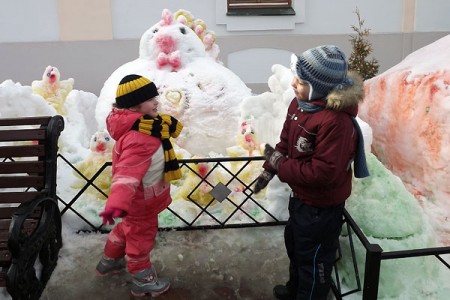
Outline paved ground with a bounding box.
[42,225,292,300]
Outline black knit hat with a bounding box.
[115,74,159,108]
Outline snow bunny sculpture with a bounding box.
[31,65,74,114]
[139,9,206,72]
[237,115,260,157]
[72,131,114,197]
[139,9,220,68]
[174,9,194,28]
[96,8,251,156]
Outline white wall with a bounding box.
[111,0,214,39]
[0,0,59,42]
[2,0,450,43]
[229,48,293,84]
[0,0,449,95]
[415,0,450,32]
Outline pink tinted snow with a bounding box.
[359,35,450,243]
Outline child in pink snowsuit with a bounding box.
[95,74,183,298]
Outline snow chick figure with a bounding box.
[254,45,369,300]
[96,74,183,297]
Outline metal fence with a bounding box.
[57,154,285,232]
[332,210,450,299]
[56,154,450,299]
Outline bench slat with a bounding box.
[0,116,51,127]
[0,273,5,287]
[0,219,12,229]
[0,218,41,240]
[0,161,44,174]
[0,208,20,219]
[0,192,44,204]
[0,129,46,142]
[0,232,9,244]
[0,249,11,267]
[0,208,42,219]
[0,176,44,189]
[0,145,45,158]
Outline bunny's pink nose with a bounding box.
[156,35,176,54]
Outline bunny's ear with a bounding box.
[160,9,173,26]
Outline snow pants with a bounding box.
[284,196,344,300]
[103,213,158,274]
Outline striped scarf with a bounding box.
[132,114,183,182]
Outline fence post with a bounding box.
[362,243,382,300]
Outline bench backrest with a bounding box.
[0,115,64,287]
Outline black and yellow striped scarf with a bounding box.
[132,114,183,182]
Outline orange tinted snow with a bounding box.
[359,68,449,244]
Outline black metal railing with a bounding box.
[56,154,450,299]
[57,154,286,232]
[336,209,450,299]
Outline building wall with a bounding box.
[0,0,449,95]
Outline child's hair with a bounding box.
[115,74,159,108]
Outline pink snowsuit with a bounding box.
[103,108,172,274]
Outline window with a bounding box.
[227,0,295,16]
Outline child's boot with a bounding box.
[131,266,170,297]
[273,284,295,300]
[95,256,125,276]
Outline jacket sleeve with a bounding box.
[277,116,355,187]
[262,99,295,173]
[106,132,161,213]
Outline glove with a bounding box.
[99,207,125,225]
[253,170,275,194]
[264,144,283,170]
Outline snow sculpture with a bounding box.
[0,80,56,118]
[359,35,450,242]
[237,115,259,156]
[173,9,220,62]
[139,8,205,71]
[96,8,251,156]
[240,64,296,147]
[202,31,220,62]
[173,9,194,28]
[72,131,114,197]
[161,87,188,119]
[59,89,99,162]
[341,153,439,299]
[31,66,74,114]
[175,159,216,207]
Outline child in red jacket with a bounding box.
[95,74,183,298]
[254,45,368,300]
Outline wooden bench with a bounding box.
[0,115,64,299]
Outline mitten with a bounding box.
[253,170,275,194]
[99,207,125,225]
[264,144,283,170]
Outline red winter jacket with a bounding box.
[264,72,364,207]
[105,108,171,217]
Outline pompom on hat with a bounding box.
[115,74,159,108]
[291,45,352,100]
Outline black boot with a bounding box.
[273,285,295,300]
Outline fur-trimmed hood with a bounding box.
[325,71,364,111]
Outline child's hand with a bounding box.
[264,144,283,170]
[99,207,125,225]
[253,170,275,194]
